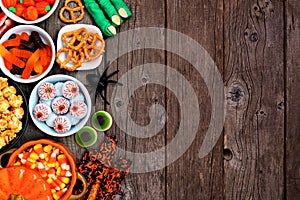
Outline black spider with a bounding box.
[87,61,122,105]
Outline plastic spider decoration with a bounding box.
[87,61,122,105]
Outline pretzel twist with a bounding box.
[62,28,89,51]
[83,33,105,61]
[56,48,83,71]
[59,0,85,23]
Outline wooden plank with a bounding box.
[104,0,167,199]
[166,0,224,199]
[224,0,284,199]
[286,0,300,199]
[43,0,97,160]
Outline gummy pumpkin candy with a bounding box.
[2,0,17,9]
[0,166,53,200]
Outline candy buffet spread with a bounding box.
[0,0,132,199]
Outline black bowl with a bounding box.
[0,76,29,154]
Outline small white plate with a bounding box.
[57,24,104,71]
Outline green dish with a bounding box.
[75,126,97,147]
[91,111,112,131]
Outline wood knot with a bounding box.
[261,0,274,13]
[142,77,148,84]
[256,110,267,116]
[229,86,244,102]
[244,28,259,44]
[252,4,263,18]
[250,33,259,42]
[256,0,274,16]
[116,100,123,107]
[226,83,248,110]
[277,101,284,110]
[152,97,159,104]
[223,148,233,161]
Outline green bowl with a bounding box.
[75,126,97,147]
[91,111,112,131]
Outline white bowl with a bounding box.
[57,24,104,70]
[0,1,59,24]
[29,74,92,137]
[0,25,55,83]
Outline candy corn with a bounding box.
[37,162,48,178]
[57,168,72,177]
[53,177,66,189]
[58,176,70,184]
[34,144,45,159]
[47,178,60,191]
[53,188,67,200]
[47,168,56,178]
[24,159,36,169]
[18,152,30,160]
[44,145,52,153]
[47,152,57,168]
[15,143,73,200]
[13,161,21,166]
[57,154,67,164]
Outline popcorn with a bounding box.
[0,77,24,150]
[8,94,23,108]
[2,86,16,98]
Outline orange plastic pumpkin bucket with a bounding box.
[0,166,52,199]
[0,139,87,200]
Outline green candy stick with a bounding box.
[83,0,117,37]
[98,0,123,26]
[111,0,132,18]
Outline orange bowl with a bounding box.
[4,139,86,200]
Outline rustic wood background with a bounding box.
[11,0,300,199]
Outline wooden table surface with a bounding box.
[11,0,300,199]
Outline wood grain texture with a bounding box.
[8,0,299,199]
[105,0,167,199]
[286,0,300,199]
[224,0,284,199]
[166,0,224,199]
